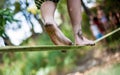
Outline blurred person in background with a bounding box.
[89,14,103,39]
[115,11,120,27]
[97,6,109,33]
[90,21,103,39]
[109,11,120,28]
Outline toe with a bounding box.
[89,41,95,46]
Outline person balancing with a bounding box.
[35,0,95,46]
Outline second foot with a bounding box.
[75,35,95,46]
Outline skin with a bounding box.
[40,0,95,46]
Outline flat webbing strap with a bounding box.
[0,45,85,52]
[94,27,120,43]
[0,27,120,52]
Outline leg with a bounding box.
[67,0,95,46]
[40,1,72,45]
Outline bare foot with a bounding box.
[44,24,73,45]
[75,34,95,46]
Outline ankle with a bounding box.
[44,19,56,26]
[74,29,83,39]
[77,29,82,36]
[74,28,82,34]
[44,22,55,26]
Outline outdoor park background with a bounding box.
[0,0,120,75]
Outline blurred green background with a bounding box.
[0,0,120,75]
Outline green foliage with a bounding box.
[0,8,17,36]
[82,12,93,37]
[37,33,53,45]
[14,2,21,14]
[0,0,5,8]
[106,30,120,44]
[0,51,77,75]
[103,0,120,14]
[86,63,120,75]
[95,0,120,14]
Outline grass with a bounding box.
[84,61,120,75]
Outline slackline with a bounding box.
[0,27,120,52]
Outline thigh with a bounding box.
[35,0,60,9]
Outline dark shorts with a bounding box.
[35,0,60,9]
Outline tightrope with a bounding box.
[0,27,120,52]
[94,27,120,43]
